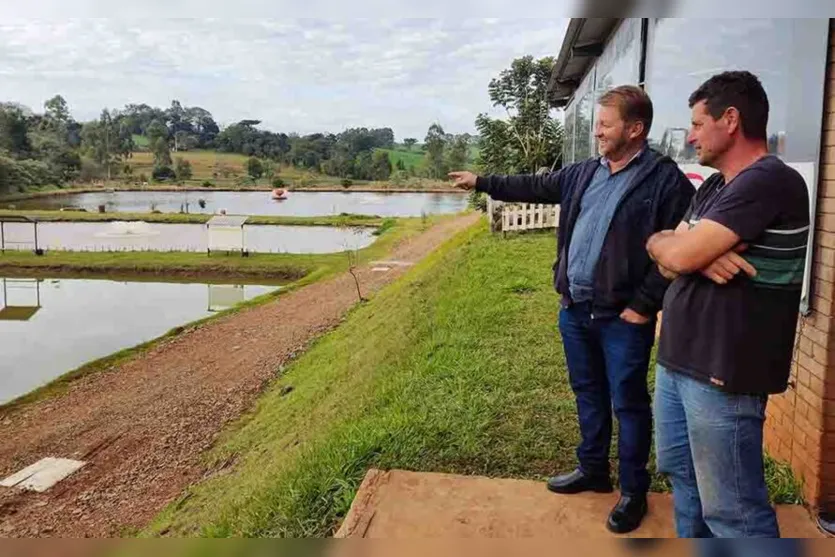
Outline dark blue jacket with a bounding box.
[476,149,695,318]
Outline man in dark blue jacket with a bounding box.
[450,85,694,534]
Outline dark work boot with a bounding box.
[546,468,614,494]
[606,493,648,534]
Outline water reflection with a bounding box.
[11,190,468,217]
[0,277,279,404]
[0,221,376,254]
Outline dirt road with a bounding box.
[0,213,480,537]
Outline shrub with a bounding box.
[152,165,176,181]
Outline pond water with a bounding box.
[0,221,376,254]
[0,277,279,404]
[10,190,468,217]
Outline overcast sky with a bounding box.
[0,18,569,140]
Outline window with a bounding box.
[561,19,642,166]
[594,19,642,97]
[574,68,596,161]
[646,18,827,166]
[563,101,576,165]
[645,17,829,313]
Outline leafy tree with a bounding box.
[424,123,448,179]
[80,109,134,180]
[446,134,470,172]
[370,150,393,181]
[476,55,563,174]
[147,119,171,167]
[174,157,193,181]
[44,95,71,128]
[353,151,374,180]
[403,138,417,151]
[247,156,264,180]
[0,104,32,157]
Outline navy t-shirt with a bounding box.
[658,155,810,394]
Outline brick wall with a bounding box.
[764,22,835,513]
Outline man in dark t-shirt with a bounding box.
[646,71,809,538]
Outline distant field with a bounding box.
[378,148,426,172]
[121,148,460,189]
[381,143,480,172]
[132,134,150,149]
[126,151,348,187]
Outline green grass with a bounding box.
[141,222,802,537]
[378,147,426,171]
[142,224,575,537]
[0,209,384,228]
[132,134,150,149]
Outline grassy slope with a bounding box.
[141,222,803,538]
[378,147,426,171]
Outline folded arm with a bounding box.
[647,219,743,276]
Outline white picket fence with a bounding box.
[500,203,560,232]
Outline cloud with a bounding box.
[0,18,568,139]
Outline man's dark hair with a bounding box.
[598,85,653,138]
[688,71,769,141]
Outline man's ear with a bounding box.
[627,121,645,141]
[724,107,741,136]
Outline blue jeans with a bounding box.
[558,303,655,495]
[696,540,804,557]
[654,365,779,538]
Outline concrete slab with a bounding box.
[336,469,825,539]
[369,261,414,268]
[0,457,86,492]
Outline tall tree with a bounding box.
[476,55,563,174]
[403,138,417,151]
[44,95,71,128]
[147,119,172,167]
[370,150,393,181]
[446,134,470,172]
[424,123,448,179]
[80,109,134,180]
[0,104,32,157]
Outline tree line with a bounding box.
[0,94,479,194]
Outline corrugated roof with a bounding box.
[548,18,621,107]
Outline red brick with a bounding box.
[819,214,835,233]
[816,232,835,251]
[816,279,835,302]
[816,246,835,267]
[803,312,833,334]
[811,342,830,365]
[812,295,835,316]
[813,264,835,286]
[802,326,830,349]
[798,384,825,413]
[796,365,812,389]
[797,354,828,381]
